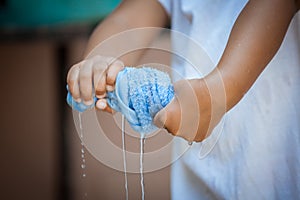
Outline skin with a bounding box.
[155,0,300,142]
[67,0,168,113]
[67,0,300,142]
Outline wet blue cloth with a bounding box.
[67,67,174,135]
[66,88,97,113]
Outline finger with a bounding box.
[106,60,124,86]
[93,61,108,98]
[153,97,180,135]
[79,60,94,105]
[67,63,81,102]
[172,80,200,141]
[106,85,115,92]
[153,108,167,129]
[96,99,113,113]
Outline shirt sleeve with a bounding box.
[157,0,172,16]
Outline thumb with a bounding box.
[153,107,168,129]
[153,97,180,134]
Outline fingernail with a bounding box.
[153,109,167,129]
[106,85,114,92]
[74,98,81,103]
[96,101,107,109]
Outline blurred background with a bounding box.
[0,1,172,199]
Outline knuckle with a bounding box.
[66,76,73,84]
[67,66,78,80]
[70,62,81,70]
[114,60,124,68]
[109,60,124,71]
[92,55,103,61]
[94,64,107,74]
[95,86,105,94]
[104,56,114,64]
[67,79,75,88]
[94,62,109,75]
[96,83,105,91]
[106,74,115,85]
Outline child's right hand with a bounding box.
[67,55,124,113]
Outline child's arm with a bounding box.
[154,0,299,142]
[215,0,299,111]
[67,0,168,111]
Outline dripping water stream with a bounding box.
[121,115,129,200]
[78,112,87,199]
[122,114,146,200]
[140,136,145,200]
[78,112,146,200]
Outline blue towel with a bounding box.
[66,89,97,113]
[67,67,174,135]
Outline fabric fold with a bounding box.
[67,67,174,135]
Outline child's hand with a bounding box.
[67,55,124,113]
[154,78,225,142]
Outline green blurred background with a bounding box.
[0,0,120,27]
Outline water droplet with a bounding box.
[79,113,88,196]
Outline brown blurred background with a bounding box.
[0,1,172,199]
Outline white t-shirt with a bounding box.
[158,0,300,199]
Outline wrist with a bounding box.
[205,67,244,113]
[202,71,228,113]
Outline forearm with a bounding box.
[207,0,298,111]
[83,0,169,65]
